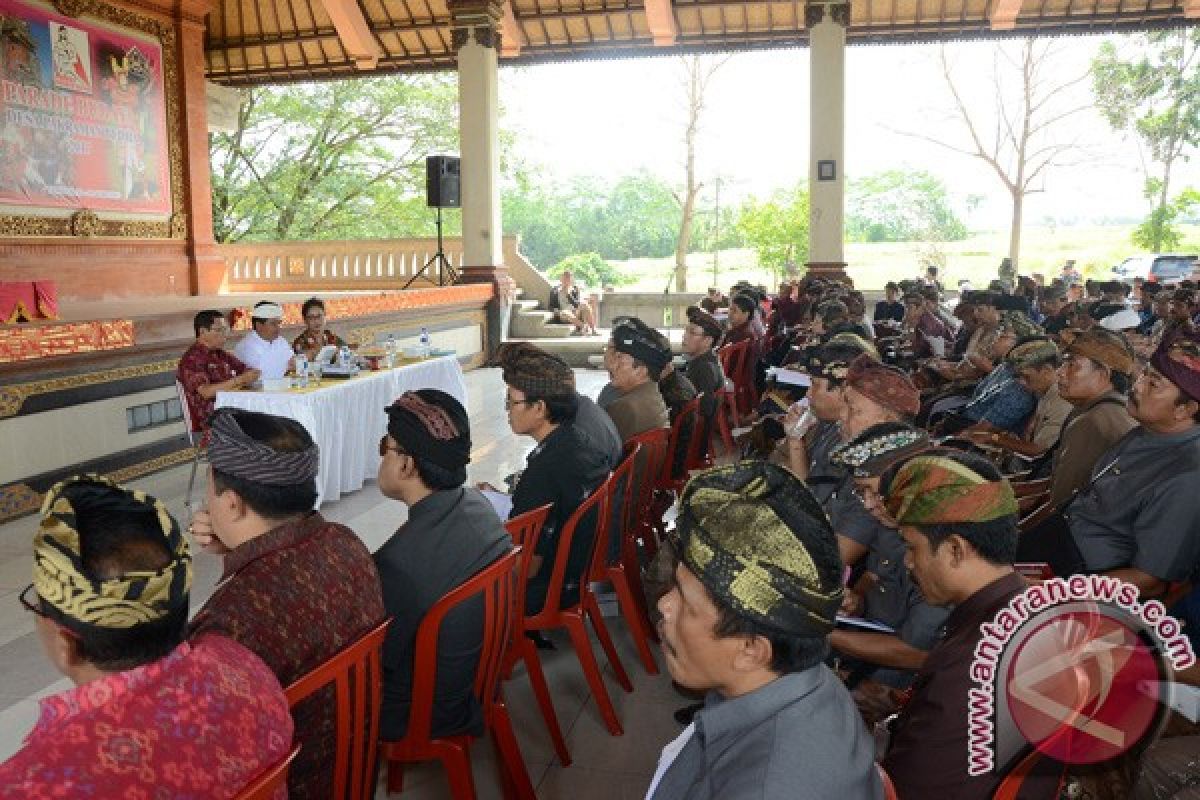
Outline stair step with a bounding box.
[515,299,541,312]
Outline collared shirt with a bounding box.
[1027,383,1073,450]
[883,573,1057,800]
[573,392,623,468]
[1068,426,1200,582]
[962,363,1035,434]
[233,330,293,380]
[685,350,725,397]
[606,379,669,443]
[805,420,844,508]
[650,668,882,800]
[0,635,293,799]
[1047,391,1136,509]
[512,423,610,614]
[176,341,249,431]
[373,487,511,740]
[189,512,385,800]
[874,300,905,324]
[291,327,345,357]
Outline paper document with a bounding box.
[481,489,513,519]
[835,615,896,634]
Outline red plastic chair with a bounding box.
[623,428,671,560]
[380,548,535,799]
[283,617,390,800]
[991,747,1068,800]
[717,340,755,416]
[662,395,711,494]
[501,504,572,766]
[712,386,739,455]
[587,443,658,675]
[234,744,301,800]
[524,474,633,736]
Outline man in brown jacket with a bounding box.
[603,318,670,442]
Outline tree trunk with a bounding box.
[1008,190,1023,273]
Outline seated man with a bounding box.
[292,296,347,359]
[188,408,385,800]
[0,476,292,796]
[498,347,610,614]
[177,309,260,431]
[881,452,1058,799]
[603,319,671,441]
[682,305,726,398]
[873,281,905,325]
[938,312,1037,435]
[375,390,511,739]
[1066,333,1200,597]
[232,300,294,380]
[495,342,621,468]
[700,286,727,314]
[928,290,998,380]
[722,292,764,359]
[829,422,949,693]
[649,462,882,800]
[548,269,597,335]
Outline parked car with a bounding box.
[1112,254,1198,283]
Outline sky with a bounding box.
[496,35,1199,230]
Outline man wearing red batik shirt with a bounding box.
[189,408,385,800]
[176,309,260,432]
[1,476,292,799]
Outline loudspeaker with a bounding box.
[426,155,461,208]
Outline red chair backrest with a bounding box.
[283,618,390,800]
[589,446,639,580]
[664,395,707,483]
[623,427,671,500]
[407,548,521,737]
[717,340,748,382]
[234,744,301,800]
[534,476,610,617]
[504,505,552,629]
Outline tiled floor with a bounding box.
[0,367,682,798]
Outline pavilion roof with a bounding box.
[204,0,1196,86]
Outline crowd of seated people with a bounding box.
[9,270,1200,800]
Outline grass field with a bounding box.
[609,224,1200,292]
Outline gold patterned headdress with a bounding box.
[33,475,191,630]
[678,462,843,636]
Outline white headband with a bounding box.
[253,302,283,320]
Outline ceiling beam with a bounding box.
[988,0,1022,29]
[1187,0,1200,18]
[501,0,523,56]
[644,0,679,44]
[319,0,384,69]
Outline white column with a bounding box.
[456,23,503,267]
[808,4,846,273]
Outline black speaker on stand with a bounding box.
[404,155,461,289]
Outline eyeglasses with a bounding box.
[304,314,324,322]
[18,584,45,617]
[378,436,406,457]
[504,396,535,411]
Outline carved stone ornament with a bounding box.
[451,24,500,51]
[70,210,102,238]
[51,0,94,16]
[806,1,850,27]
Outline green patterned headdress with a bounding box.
[33,475,191,630]
[885,455,1018,526]
[677,462,843,636]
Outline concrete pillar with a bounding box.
[807,2,849,280]
[449,0,514,352]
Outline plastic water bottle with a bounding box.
[338,346,351,368]
[293,353,308,388]
[385,334,397,367]
[418,327,431,358]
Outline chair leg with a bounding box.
[583,593,634,693]
[491,701,538,800]
[437,742,476,800]
[184,451,200,512]
[562,614,624,736]
[621,536,660,645]
[519,640,572,765]
[608,566,659,675]
[386,760,405,795]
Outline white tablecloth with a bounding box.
[216,355,467,506]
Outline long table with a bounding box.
[216,355,467,506]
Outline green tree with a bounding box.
[1093,29,1200,251]
[546,252,629,288]
[209,75,459,243]
[846,170,968,242]
[735,186,810,278]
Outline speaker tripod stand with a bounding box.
[403,206,459,289]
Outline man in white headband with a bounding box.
[233,300,294,380]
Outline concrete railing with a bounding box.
[217,235,543,294]
[599,290,707,328]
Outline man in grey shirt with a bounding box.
[1068,333,1200,598]
[648,462,881,800]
